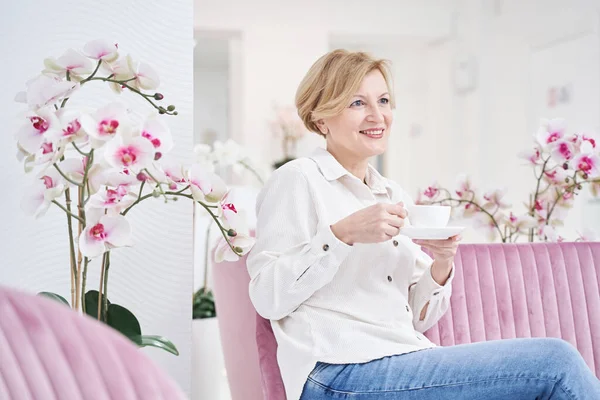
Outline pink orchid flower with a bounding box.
[483,188,511,209]
[20,169,65,218]
[86,184,137,214]
[141,116,173,160]
[543,166,569,185]
[78,209,132,258]
[455,174,474,199]
[550,140,574,163]
[16,108,61,155]
[423,183,440,199]
[572,153,600,178]
[161,163,187,190]
[104,136,155,173]
[518,147,541,165]
[507,212,537,231]
[535,118,566,149]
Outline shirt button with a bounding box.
[393,240,399,247]
[387,275,392,282]
[433,291,439,296]
[405,305,410,312]
[322,244,329,251]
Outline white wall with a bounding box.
[194,0,600,243]
[0,0,194,395]
[194,0,454,164]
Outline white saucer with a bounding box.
[400,226,466,240]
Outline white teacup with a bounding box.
[407,205,451,228]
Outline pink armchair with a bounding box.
[0,285,186,400]
[213,242,600,400]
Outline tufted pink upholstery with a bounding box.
[0,285,186,400]
[214,242,600,400]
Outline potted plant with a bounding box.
[14,39,255,356]
[417,118,600,242]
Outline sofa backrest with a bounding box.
[216,242,600,400]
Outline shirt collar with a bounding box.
[309,147,392,195]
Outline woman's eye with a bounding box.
[379,98,389,105]
[350,99,364,107]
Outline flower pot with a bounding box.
[192,317,231,400]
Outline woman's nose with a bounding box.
[367,104,384,122]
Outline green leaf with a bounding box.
[107,303,141,337]
[130,335,179,356]
[84,290,111,320]
[38,292,69,306]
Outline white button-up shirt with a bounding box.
[247,147,454,400]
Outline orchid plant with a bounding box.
[416,119,600,243]
[269,105,308,169]
[15,40,255,354]
[192,139,266,319]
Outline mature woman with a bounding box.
[246,49,600,400]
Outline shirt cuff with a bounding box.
[417,261,455,298]
[309,223,353,266]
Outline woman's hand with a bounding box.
[412,234,462,264]
[413,234,462,286]
[331,202,407,245]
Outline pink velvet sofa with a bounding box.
[0,285,186,400]
[212,242,600,400]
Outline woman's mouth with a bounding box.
[359,128,384,139]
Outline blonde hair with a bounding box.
[295,49,395,136]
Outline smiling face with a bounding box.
[316,69,393,164]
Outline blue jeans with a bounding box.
[300,338,600,399]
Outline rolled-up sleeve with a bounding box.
[247,164,352,321]
[408,249,455,332]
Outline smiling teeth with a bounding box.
[361,129,384,135]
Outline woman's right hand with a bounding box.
[330,202,408,246]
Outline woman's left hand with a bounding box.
[413,234,462,264]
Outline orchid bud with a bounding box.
[582,173,589,180]
[154,152,162,160]
[577,184,582,190]
[152,190,160,198]
[234,246,243,254]
[154,93,164,100]
[563,162,568,170]
[565,177,570,183]
[136,172,148,181]
[168,182,177,190]
[172,196,178,201]
[167,105,175,111]
[158,107,166,114]
[173,111,178,115]
[227,228,237,237]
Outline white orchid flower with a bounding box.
[78,209,132,258]
[80,102,131,148]
[20,169,65,218]
[104,135,155,173]
[126,55,160,90]
[83,39,119,63]
[214,233,255,263]
[17,74,79,111]
[140,116,173,160]
[187,164,227,203]
[43,49,95,80]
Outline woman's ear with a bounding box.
[316,119,328,135]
